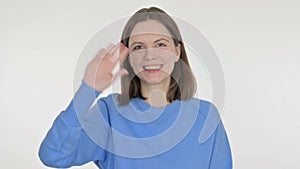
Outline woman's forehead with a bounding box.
[129,33,172,44]
[130,20,172,38]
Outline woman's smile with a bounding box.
[143,64,163,73]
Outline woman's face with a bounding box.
[128,20,181,85]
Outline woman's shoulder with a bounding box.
[187,97,220,119]
[96,93,120,103]
[188,97,214,106]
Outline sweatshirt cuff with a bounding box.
[61,80,101,127]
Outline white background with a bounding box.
[1,0,300,168]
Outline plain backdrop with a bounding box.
[1,0,300,168]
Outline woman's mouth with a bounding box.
[143,64,163,73]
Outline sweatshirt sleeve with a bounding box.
[38,81,108,168]
[208,121,233,169]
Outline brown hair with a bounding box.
[118,7,197,106]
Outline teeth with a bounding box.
[144,65,162,70]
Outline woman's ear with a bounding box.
[175,44,181,62]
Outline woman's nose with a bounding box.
[143,49,157,60]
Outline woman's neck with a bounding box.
[140,79,170,107]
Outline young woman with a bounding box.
[39,7,232,169]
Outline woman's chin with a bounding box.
[144,79,164,85]
[136,70,171,86]
[140,76,170,86]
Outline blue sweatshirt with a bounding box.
[39,82,232,169]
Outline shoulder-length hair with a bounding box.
[118,7,196,106]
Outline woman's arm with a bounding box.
[208,121,233,169]
[38,81,107,168]
[39,43,128,168]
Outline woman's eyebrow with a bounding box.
[154,38,170,43]
[130,38,170,46]
[130,41,144,46]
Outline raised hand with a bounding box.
[83,43,129,92]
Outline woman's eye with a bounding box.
[156,43,167,47]
[132,45,144,50]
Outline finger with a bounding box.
[101,43,117,61]
[109,43,123,62]
[95,48,107,60]
[106,43,114,51]
[114,43,129,64]
[112,68,129,82]
[104,43,119,61]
